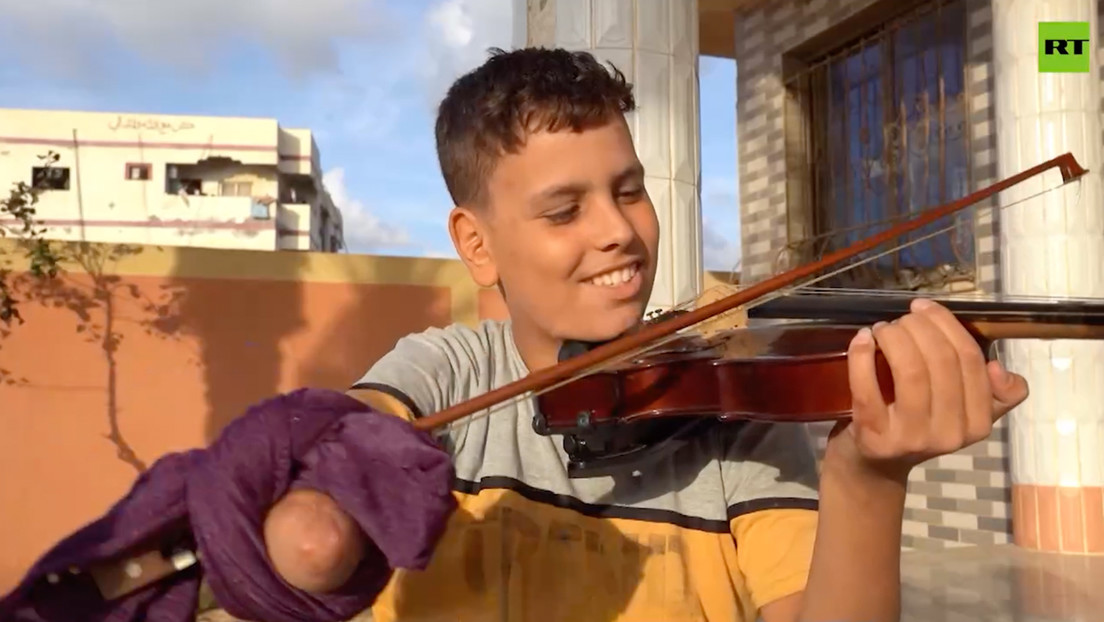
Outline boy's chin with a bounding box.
[565,308,646,343]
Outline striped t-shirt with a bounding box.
[354,319,821,622]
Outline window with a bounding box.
[31,166,70,190]
[221,180,253,197]
[250,200,270,220]
[125,163,151,180]
[165,164,203,195]
[799,0,972,285]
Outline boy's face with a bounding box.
[451,116,659,347]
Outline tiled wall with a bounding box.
[732,0,1011,549]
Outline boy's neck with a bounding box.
[510,317,564,373]
[509,316,643,373]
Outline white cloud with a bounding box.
[703,221,742,273]
[417,0,522,107]
[323,167,412,253]
[0,0,393,79]
[700,176,742,272]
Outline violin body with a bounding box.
[537,323,895,426]
[533,323,895,476]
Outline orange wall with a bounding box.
[0,240,506,593]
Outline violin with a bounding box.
[411,151,1092,477]
[530,291,1104,476]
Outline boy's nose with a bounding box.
[591,201,635,250]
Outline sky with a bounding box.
[0,0,741,272]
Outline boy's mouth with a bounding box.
[583,261,641,288]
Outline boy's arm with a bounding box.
[263,386,426,593]
[266,328,466,593]
[775,300,1028,622]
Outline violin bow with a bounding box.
[412,151,1088,433]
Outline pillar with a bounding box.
[992,0,1104,554]
[526,0,704,315]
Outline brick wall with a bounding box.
[732,0,1011,549]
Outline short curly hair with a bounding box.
[434,47,636,207]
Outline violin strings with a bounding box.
[443,160,1086,433]
[772,288,1104,308]
[788,171,1087,302]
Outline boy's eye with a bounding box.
[618,186,645,201]
[544,205,579,224]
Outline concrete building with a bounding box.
[527,0,1104,559]
[0,108,344,252]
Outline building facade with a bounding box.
[530,0,1104,554]
[0,108,344,253]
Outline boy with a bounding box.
[264,48,1028,622]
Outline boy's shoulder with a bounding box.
[386,319,517,369]
[354,319,523,420]
[399,318,511,345]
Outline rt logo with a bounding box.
[1039,21,1090,73]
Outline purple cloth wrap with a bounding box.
[0,388,457,622]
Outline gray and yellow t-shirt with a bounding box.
[354,319,821,622]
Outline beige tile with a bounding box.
[943,482,979,500]
[903,519,930,538]
[943,510,980,530]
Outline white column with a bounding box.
[527,0,703,314]
[992,0,1104,553]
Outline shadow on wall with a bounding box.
[293,255,460,408]
[158,248,309,443]
[153,247,477,443]
[0,241,189,474]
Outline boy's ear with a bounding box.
[448,206,499,288]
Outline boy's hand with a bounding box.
[830,297,1029,481]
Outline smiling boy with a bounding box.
[263,47,1028,622]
